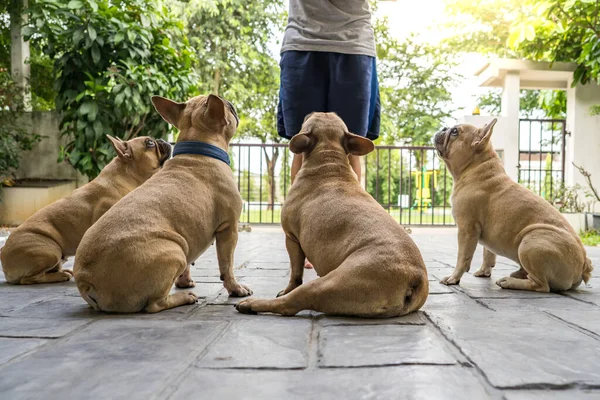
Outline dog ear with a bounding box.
[289,132,315,154]
[472,118,497,148]
[151,96,186,128]
[206,94,229,127]
[343,131,374,156]
[106,134,132,163]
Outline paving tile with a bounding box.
[318,324,458,367]
[428,282,455,294]
[210,276,290,305]
[198,318,311,369]
[0,319,225,400]
[4,294,98,319]
[563,277,600,306]
[544,309,600,336]
[318,311,426,326]
[0,337,48,365]
[504,390,600,400]
[172,366,493,400]
[437,272,560,299]
[0,317,90,338]
[0,281,80,314]
[426,306,600,387]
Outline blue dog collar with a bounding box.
[172,141,230,166]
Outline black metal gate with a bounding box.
[517,118,567,202]
[229,143,454,226]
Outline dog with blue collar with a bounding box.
[74,94,253,313]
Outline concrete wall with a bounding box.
[566,82,600,212]
[14,112,87,185]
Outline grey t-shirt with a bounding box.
[281,0,376,57]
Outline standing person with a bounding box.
[277,0,381,268]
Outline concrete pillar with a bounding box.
[500,71,520,182]
[10,0,31,111]
[565,81,600,212]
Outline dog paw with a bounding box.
[496,277,510,288]
[276,289,286,298]
[62,269,74,278]
[227,282,253,297]
[441,275,461,285]
[235,299,257,315]
[473,268,492,278]
[175,277,196,289]
[184,291,198,304]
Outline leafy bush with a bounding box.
[0,71,41,187]
[27,0,198,179]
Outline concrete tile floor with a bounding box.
[1,226,599,399]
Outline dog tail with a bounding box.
[77,281,101,311]
[583,257,594,285]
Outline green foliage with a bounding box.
[543,153,553,201]
[443,0,524,57]
[508,0,600,89]
[0,72,41,186]
[182,0,284,144]
[179,0,285,207]
[27,0,197,179]
[375,20,459,145]
[580,230,600,247]
[477,89,566,119]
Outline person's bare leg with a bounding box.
[349,155,361,182]
[291,153,303,184]
[290,153,313,269]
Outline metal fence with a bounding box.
[518,118,566,202]
[229,143,454,226]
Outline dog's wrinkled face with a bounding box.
[434,119,497,173]
[150,94,239,143]
[106,135,171,178]
[289,112,374,157]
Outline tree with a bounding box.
[363,14,459,204]
[443,0,568,119]
[0,71,40,187]
[27,0,197,179]
[443,0,525,57]
[375,20,459,145]
[508,0,600,114]
[181,0,285,210]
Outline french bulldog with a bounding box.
[434,119,593,292]
[236,112,428,317]
[1,135,170,284]
[74,94,252,313]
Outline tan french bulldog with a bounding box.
[236,112,428,317]
[1,135,170,284]
[434,119,593,292]
[74,94,252,313]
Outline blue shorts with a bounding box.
[277,51,381,140]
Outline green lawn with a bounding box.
[580,230,600,247]
[239,207,455,225]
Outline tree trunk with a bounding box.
[263,146,279,211]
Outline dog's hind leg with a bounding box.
[496,276,549,292]
[18,250,72,285]
[473,247,496,278]
[145,291,198,313]
[277,235,305,297]
[236,266,419,318]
